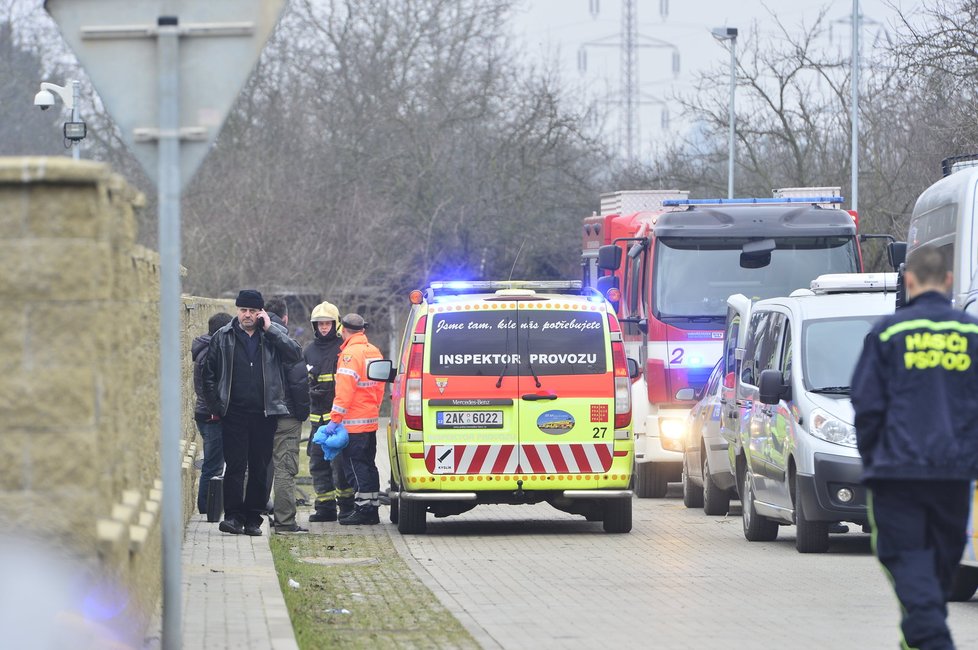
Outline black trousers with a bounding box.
[340,430,380,508]
[307,422,353,509]
[221,411,278,527]
[869,480,972,650]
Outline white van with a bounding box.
[727,273,896,553]
[906,161,978,599]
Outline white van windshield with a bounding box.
[802,316,881,392]
[654,236,859,319]
[428,309,607,376]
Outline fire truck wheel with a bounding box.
[397,496,427,535]
[635,462,670,498]
[603,496,633,533]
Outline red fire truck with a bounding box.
[583,189,864,497]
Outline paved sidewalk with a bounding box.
[179,516,298,650]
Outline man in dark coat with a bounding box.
[202,289,302,536]
[852,245,978,649]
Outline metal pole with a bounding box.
[727,35,736,199]
[850,0,859,212]
[71,80,80,161]
[157,14,182,650]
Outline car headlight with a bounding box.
[809,408,857,447]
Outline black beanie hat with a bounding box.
[235,289,264,309]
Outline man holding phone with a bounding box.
[202,289,302,536]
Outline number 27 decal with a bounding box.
[670,347,685,365]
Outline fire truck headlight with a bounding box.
[659,418,685,440]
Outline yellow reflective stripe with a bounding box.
[309,414,326,423]
[879,319,978,342]
[316,374,334,382]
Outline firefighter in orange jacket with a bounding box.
[319,313,386,525]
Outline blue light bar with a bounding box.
[661,196,844,206]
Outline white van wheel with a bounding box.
[794,476,829,553]
[603,496,632,533]
[741,467,778,542]
[397,497,427,535]
[950,566,978,602]
[702,454,731,516]
[682,453,703,508]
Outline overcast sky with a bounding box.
[511,0,919,157]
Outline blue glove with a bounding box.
[312,427,329,447]
[323,421,339,435]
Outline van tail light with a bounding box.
[405,316,426,431]
[612,339,631,428]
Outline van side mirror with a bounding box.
[367,359,396,382]
[675,388,697,401]
[758,369,790,405]
[627,358,640,379]
[597,244,622,271]
[887,241,907,270]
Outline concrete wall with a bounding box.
[0,157,232,639]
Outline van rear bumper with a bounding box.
[796,453,867,524]
[396,489,633,502]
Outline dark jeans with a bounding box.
[307,422,353,508]
[869,480,972,650]
[195,419,224,514]
[339,430,380,508]
[222,411,277,527]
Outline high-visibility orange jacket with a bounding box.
[330,331,385,433]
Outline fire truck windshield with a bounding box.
[653,236,859,318]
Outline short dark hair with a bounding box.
[906,245,949,286]
[208,312,233,335]
[265,297,288,319]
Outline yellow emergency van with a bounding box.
[379,280,637,534]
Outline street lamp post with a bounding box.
[712,27,738,199]
[33,80,86,160]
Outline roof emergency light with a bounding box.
[427,280,583,296]
[662,196,844,207]
[810,273,898,294]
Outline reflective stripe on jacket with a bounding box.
[330,331,385,433]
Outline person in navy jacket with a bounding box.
[852,245,978,650]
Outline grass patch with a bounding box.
[270,531,479,650]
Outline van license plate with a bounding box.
[436,411,503,428]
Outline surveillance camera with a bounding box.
[33,89,55,111]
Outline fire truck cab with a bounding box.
[584,189,863,497]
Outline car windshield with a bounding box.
[653,236,859,318]
[802,316,881,392]
[428,308,607,376]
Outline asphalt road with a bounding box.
[377,433,978,649]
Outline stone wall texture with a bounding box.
[0,157,232,639]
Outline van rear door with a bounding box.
[422,301,521,477]
[515,301,613,484]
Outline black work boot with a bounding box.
[339,506,380,526]
[337,498,355,520]
[308,502,337,522]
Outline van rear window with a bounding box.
[429,309,607,376]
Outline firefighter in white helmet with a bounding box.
[303,301,354,521]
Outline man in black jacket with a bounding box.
[202,289,302,536]
[264,297,311,534]
[304,301,355,522]
[852,246,978,650]
[192,311,233,515]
